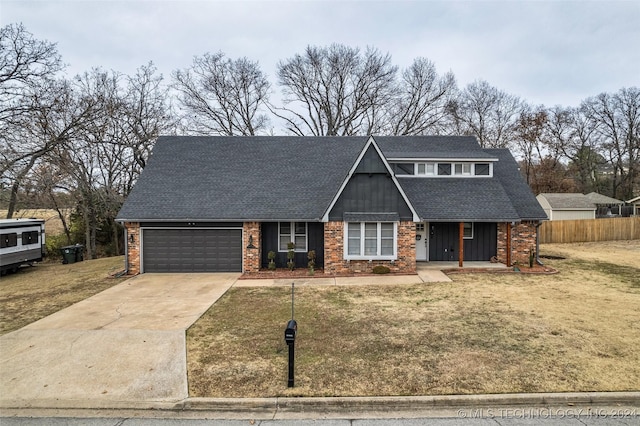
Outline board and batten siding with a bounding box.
[328,145,413,221]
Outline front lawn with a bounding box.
[187,240,640,397]
[0,256,127,335]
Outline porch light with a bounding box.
[129,234,135,244]
[247,234,256,249]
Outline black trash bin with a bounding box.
[61,245,84,264]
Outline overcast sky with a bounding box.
[2,0,639,108]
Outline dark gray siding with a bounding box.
[329,146,413,221]
[428,222,497,261]
[261,222,324,269]
[142,228,242,272]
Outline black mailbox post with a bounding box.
[285,318,297,387]
[284,283,297,387]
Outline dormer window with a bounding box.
[390,160,493,178]
[475,163,490,176]
[416,163,435,175]
[454,163,472,176]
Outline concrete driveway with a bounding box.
[0,273,239,408]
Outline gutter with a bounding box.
[123,227,129,274]
[535,221,544,266]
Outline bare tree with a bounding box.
[0,23,65,217]
[274,44,397,136]
[172,52,270,135]
[384,58,457,135]
[514,104,547,186]
[448,80,523,148]
[581,87,639,199]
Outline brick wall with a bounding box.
[124,222,140,275]
[243,222,261,272]
[323,221,416,274]
[497,221,538,266]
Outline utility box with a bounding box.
[61,245,84,264]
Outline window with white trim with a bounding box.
[278,222,307,252]
[454,163,472,176]
[345,222,396,259]
[463,222,473,239]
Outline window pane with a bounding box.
[294,222,306,235]
[438,163,451,175]
[463,163,471,174]
[454,164,462,174]
[463,222,473,238]
[380,223,394,238]
[475,163,490,175]
[348,223,361,238]
[279,236,290,251]
[426,163,435,174]
[348,239,361,255]
[364,239,377,255]
[295,235,306,250]
[365,223,377,238]
[394,163,414,175]
[381,239,394,255]
[280,222,291,234]
[417,163,426,174]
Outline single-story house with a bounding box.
[116,136,547,274]
[627,196,640,216]
[536,193,596,221]
[585,192,624,217]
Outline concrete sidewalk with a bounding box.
[0,273,239,406]
[234,270,451,288]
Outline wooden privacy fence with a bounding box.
[539,217,640,244]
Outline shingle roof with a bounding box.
[375,136,497,159]
[485,149,548,220]
[537,193,597,209]
[117,136,366,221]
[585,192,623,205]
[117,136,546,223]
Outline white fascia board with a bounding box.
[321,136,420,222]
[387,157,499,162]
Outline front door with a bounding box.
[415,222,428,261]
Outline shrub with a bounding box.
[45,234,72,259]
[372,265,390,274]
[287,242,296,271]
[307,250,316,275]
[529,247,535,268]
[267,250,276,271]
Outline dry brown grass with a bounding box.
[0,257,127,335]
[187,241,640,397]
[0,209,71,235]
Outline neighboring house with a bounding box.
[536,193,596,221]
[116,136,547,274]
[585,192,624,217]
[627,196,640,216]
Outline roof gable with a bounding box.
[321,137,419,222]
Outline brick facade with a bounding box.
[124,222,140,275]
[323,221,416,274]
[243,221,261,272]
[497,221,538,266]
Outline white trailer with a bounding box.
[0,218,46,274]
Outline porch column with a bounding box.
[458,222,464,267]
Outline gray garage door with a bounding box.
[142,228,242,272]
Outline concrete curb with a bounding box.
[2,392,638,414]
